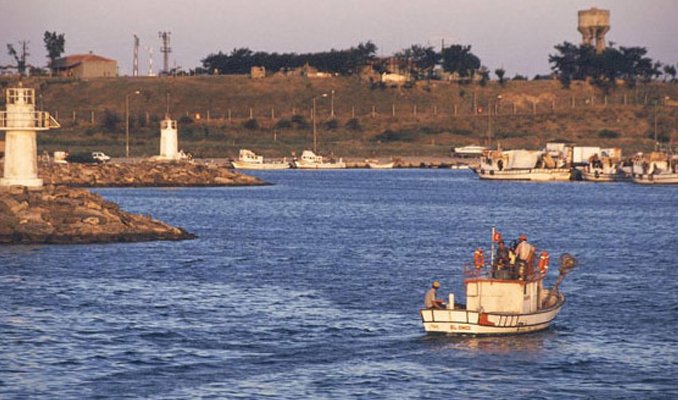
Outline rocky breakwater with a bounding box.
[0,185,195,244]
[39,161,266,187]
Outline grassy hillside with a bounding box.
[2,75,677,159]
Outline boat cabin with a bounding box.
[239,149,264,164]
[464,264,550,315]
[299,150,323,164]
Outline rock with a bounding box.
[38,160,267,188]
[0,185,196,244]
[82,216,100,225]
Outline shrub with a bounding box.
[275,118,292,129]
[291,114,309,129]
[243,118,259,130]
[597,129,620,139]
[452,129,473,136]
[101,109,120,132]
[323,119,339,130]
[178,115,194,124]
[345,118,362,131]
[371,129,416,143]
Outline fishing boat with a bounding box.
[453,145,488,157]
[420,230,577,335]
[366,159,394,169]
[293,150,346,169]
[231,149,290,170]
[630,152,678,184]
[473,149,572,181]
[581,152,629,182]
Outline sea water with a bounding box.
[1,169,677,399]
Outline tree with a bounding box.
[549,41,659,89]
[200,41,377,76]
[664,64,677,82]
[43,31,65,73]
[406,45,440,80]
[7,41,29,76]
[495,68,506,85]
[441,45,481,83]
[478,68,490,87]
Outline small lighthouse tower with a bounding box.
[0,85,60,188]
[157,115,180,160]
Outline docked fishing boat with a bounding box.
[366,159,394,169]
[293,150,346,169]
[421,230,577,335]
[453,145,487,157]
[630,152,678,184]
[581,152,629,182]
[231,149,290,170]
[473,149,571,181]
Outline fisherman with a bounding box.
[515,235,535,279]
[424,281,446,310]
[494,241,510,278]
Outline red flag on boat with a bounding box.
[493,231,502,242]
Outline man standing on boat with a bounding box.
[425,281,446,309]
[515,235,535,279]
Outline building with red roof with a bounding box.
[51,53,117,78]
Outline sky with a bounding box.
[1,0,677,77]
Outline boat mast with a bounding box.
[490,226,496,267]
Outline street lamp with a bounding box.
[487,95,502,146]
[312,93,328,153]
[125,90,140,158]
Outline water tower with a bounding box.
[157,115,180,160]
[578,8,610,53]
[0,84,60,188]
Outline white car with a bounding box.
[92,152,111,162]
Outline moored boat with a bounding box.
[231,149,290,170]
[366,159,394,169]
[421,230,577,335]
[630,152,678,184]
[581,152,629,182]
[294,150,346,169]
[473,149,571,181]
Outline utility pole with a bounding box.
[133,35,139,77]
[158,31,172,75]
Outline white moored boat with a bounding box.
[366,159,394,169]
[294,150,346,169]
[474,149,571,181]
[421,231,577,335]
[581,153,629,182]
[231,149,290,170]
[630,152,678,185]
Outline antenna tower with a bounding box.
[143,46,154,76]
[158,31,172,75]
[133,35,139,77]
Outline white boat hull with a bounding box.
[582,170,629,182]
[475,168,571,181]
[232,161,290,170]
[631,173,678,185]
[294,161,346,169]
[367,162,394,169]
[420,293,564,335]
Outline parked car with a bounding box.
[92,152,111,163]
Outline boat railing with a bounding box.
[463,261,544,283]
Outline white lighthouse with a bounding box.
[157,115,180,160]
[0,85,60,188]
